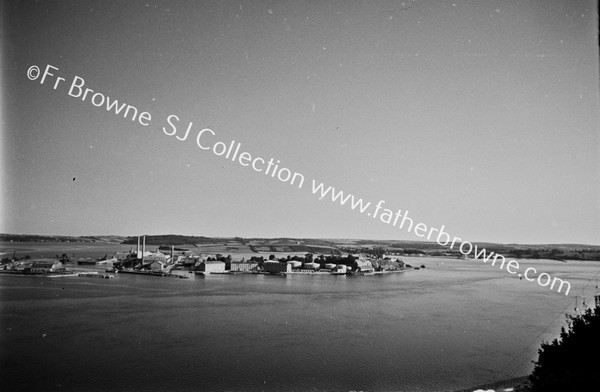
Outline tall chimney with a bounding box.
[171,245,174,261]
[142,236,145,263]
[136,236,140,258]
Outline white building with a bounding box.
[230,262,258,272]
[197,260,226,274]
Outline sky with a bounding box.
[2,0,599,244]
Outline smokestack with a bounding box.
[171,245,174,261]
[142,236,145,263]
[136,236,140,258]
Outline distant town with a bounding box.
[0,235,418,278]
[1,234,599,279]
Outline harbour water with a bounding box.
[1,257,598,392]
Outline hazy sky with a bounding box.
[2,0,599,244]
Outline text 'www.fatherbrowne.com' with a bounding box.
[310,181,571,296]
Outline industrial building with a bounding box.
[263,262,292,274]
[28,260,65,273]
[353,259,375,273]
[230,262,258,272]
[197,260,226,274]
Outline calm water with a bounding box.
[1,257,598,392]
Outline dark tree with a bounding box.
[516,295,600,392]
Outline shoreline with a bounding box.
[0,267,416,278]
[452,376,528,392]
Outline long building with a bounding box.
[196,260,226,274]
[230,262,258,272]
[263,262,292,274]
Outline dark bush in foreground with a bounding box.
[516,295,600,392]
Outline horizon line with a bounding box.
[1,233,599,248]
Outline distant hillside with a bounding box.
[121,235,217,245]
[0,234,126,243]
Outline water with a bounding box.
[1,257,598,392]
